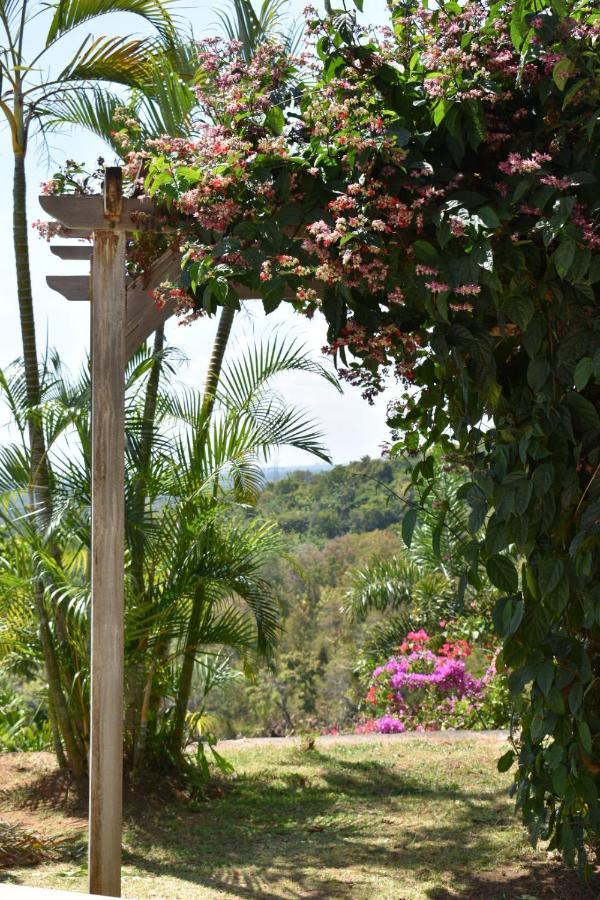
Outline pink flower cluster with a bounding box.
[365,629,502,734]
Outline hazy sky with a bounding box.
[0,0,392,467]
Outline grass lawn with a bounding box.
[1,733,599,899]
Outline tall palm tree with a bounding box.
[49,1,302,739]
[1,0,175,512]
[1,0,177,771]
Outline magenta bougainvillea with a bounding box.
[363,629,505,734]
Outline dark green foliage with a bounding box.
[207,526,404,736]
[258,456,409,541]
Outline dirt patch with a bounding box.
[0,751,86,868]
[430,860,600,899]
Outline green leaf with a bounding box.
[532,463,553,497]
[478,206,501,229]
[569,682,583,716]
[497,749,515,772]
[527,357,550,393]
[538,559,564,596]
[578,722,592,754]
[574,358,593,391]
[401,507,418,548]
[553,239,576,279]
[492,594,524,637]
[535,660,554,696]
[265,106,285,136]
[552,764,568,795]
[588,255,600,284]
[487,555,519,593]
[552,58,575,91]
[433,98,453,126]
[510,0,526,49]
[468,498,487,533]
[412,241,438,263]
[566,392,600,431]
[545,742,564,769]
[507,296,534,330]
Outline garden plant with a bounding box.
[39,0,600,866]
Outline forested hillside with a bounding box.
[258,456,409,540]
[208,457,408,736]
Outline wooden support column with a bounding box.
[89,169,126,897]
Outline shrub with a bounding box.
[363,629,510,734]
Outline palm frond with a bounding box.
[59,35,159,87]
[217,336,340,412]
[47,88,126,153]
[46,0,175,46]
[216,0,300,60]
[345,555,417,622]
[135,50,196,138]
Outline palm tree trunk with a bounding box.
[35,582,86,776]
[47,691,68,771]
[170,586,204,755]
[13,152,51,509]
[198,301,236,431]
[13,151,84,776]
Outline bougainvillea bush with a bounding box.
[362,628,510,734]
[42,0,600,867]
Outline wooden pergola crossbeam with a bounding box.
[46,249,182,359]
[47,275,90,302]
[50,245,93,260]
[39,194,176,233]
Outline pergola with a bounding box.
[40,168,192,898]
[41,167,301,898]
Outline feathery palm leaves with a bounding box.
[0,334,338,766]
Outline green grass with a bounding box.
[2,735,598,898]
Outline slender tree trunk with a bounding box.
[13,151,84,776]
[47,692,68,771]
[169,587,205,755]
[169,302,236,756]
[130,327,165,593]
[198,302,236,431]
[125,328,165,763]
[133,663,156,768]
[35,582,85,776]
[13,152,51,510]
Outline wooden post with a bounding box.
[89,169,126,897]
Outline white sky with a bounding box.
[0,0,392,467]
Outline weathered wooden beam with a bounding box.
[50,245,93,261]
[46,275,89,302]
[125,252,181,360]
[88,170,126,899]
[39,194,174,233]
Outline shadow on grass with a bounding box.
[118,749,600,899]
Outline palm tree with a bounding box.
[49,1,303,746]
[1,0,175,509]
[0,335,339,769]
[344,466,495,670]
[1,0,177,771]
